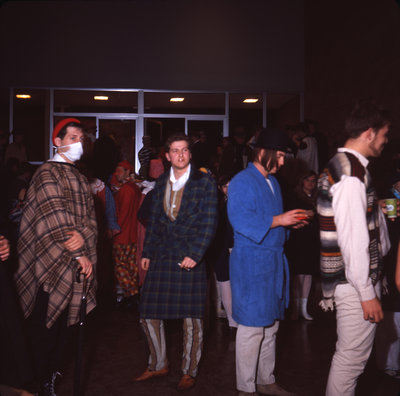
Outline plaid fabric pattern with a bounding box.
[15,162,97,328]
[317,152,383,304]
[140,167,218,319]
[112,242,139,296]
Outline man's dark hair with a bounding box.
[295,122,309,135]
[304,119,318,129]
[165,134,191,152]
[345,100,391,139]
[253,147,278,173]
[57,121,83,141]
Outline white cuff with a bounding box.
[358,284,376,302]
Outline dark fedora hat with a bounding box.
[254,128,291,152]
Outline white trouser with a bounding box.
[375,311,400,371]
[141,318,203,377]
[236,321,279,392]
[217,280,238,328]
[326,283,380,396]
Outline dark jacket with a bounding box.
[140,166,218,319]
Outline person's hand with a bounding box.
[274,209,308,228]
[180,256,197,270]
[360,297,383,323]
[291,210,314,229]
[0,236,10,261]
[379,199,400,221]
[292,221,307,229]
[76,256,93,278]
[64,230,84,251]
[305,210,314,219]
[141,258,150,271]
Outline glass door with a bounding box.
[143,116,185,162]
[98,119,136,165]
[187,119,223,173]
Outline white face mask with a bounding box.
[56,141,83,162]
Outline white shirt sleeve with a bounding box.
[331,175,376,301]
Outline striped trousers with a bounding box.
[140,318,203,377]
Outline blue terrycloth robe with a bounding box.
[228,163,289,327]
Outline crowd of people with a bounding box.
[0,100,399,396]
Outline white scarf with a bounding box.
[169,164,191,191]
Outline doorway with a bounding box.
[98,119,136,165]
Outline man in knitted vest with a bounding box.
[317,101,391,396]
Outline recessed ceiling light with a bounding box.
[170,97,185,102]
[243,98,259,103]
[94,95,109,100]
[16,94,31,99]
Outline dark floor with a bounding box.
[53,300,400,396]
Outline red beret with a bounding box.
[117,160,134,173]
[52,118,81,145]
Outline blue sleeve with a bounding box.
[227,175,273,244]
[105,186,120,231]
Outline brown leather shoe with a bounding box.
[177,374,195,391]
[134,367,168,381]
[257,382,296,396]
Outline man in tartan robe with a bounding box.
[135,134,217,391]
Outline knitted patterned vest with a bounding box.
[317,151,383,310]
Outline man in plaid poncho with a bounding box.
[15,118,97,396]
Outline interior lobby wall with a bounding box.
[304,0,400,154]
[0,0,304,93]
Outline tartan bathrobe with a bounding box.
[140,167,218,319]
[15,162,97,328]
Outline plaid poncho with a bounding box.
[15,162,97,328]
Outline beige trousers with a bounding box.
[326,283,380,396]
[235,321,279,392]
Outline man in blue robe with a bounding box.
[228,128,306,396]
